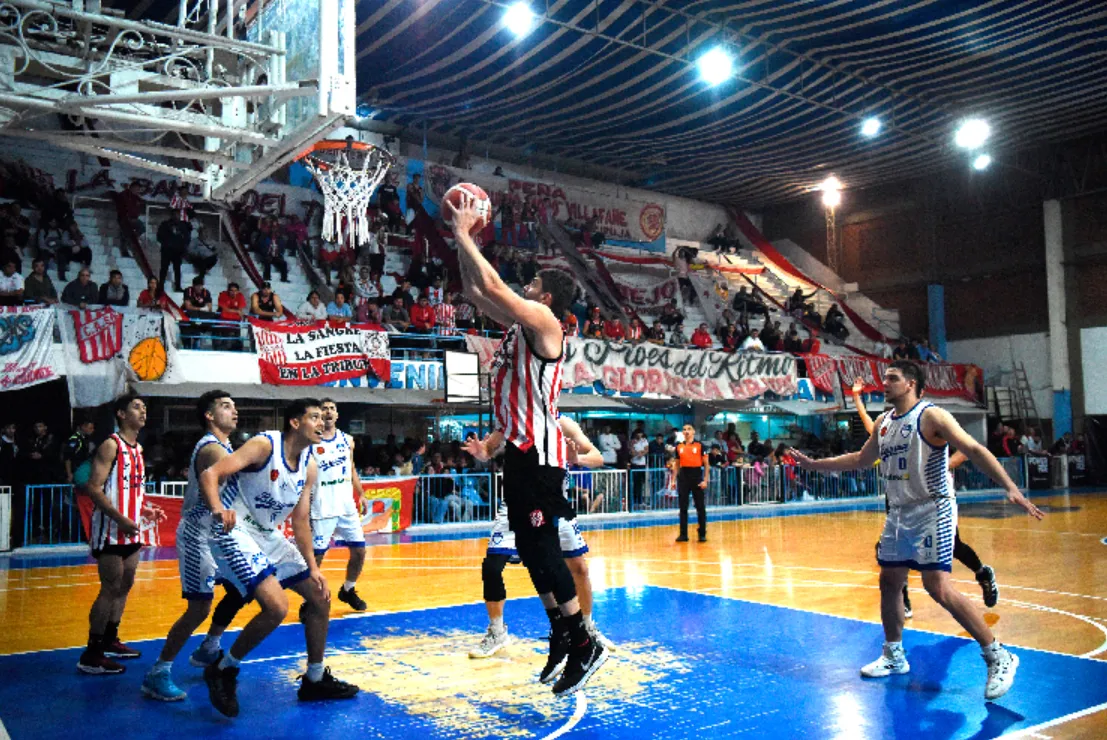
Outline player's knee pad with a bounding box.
[212,587,248,627]
[481,554,510,603]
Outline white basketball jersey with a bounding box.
[231,430,312,532]
[182,433,235,519]
[878,401,951,507]
[311,429,356,519]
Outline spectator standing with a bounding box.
[598,426,621,467]
[405,174,424,226]
[23,258,58,305]
[426,277,445,306]
[61,268,98,308]
[409,294,436,333]
[21,420,56,485]
[115,183,143,255]
[326,292,353,324]
[137,276,170,310]
[366,222,387,275]
[434,292,457,335]
[250,282,284,320]
[284,214,308,255]
[0,203,31,257]
[63,418,96,487]
[155,217,190,292]
[377,174,403,232]
[256,217,289,283]
[628,430,649,509]
[97,269,130,307]
[0,259,24,305]
[297,290,328,321]
[0,422,16,486]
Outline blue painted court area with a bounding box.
[2,587,1104,739]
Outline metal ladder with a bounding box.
[1012,363,1041,430]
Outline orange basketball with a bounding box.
[129,337,167,381]
[442,182,492,236]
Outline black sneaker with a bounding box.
[977,565,999,608]
[203,656,240,718]
[103,639,141,659]
[552,638,609,697]
[77,650,125,675]
[538,630,570,684]
[698,533,707,543]
[338,586,367,612]
[675,535,689,543]
[297,667,360,701]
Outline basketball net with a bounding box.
[300,142,393,248]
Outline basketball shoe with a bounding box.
[103,639,141,659]
[141,667,186,701]
[203,654,240,718]
[337,585,367,611]
[539,630,570,684]
[983,644,1019,700]
[977,565,999,608]
[77,651,125,675]
[553,637,609,697]
[297,667,360,701]
[469,625,511,659]
[860,643,910,677]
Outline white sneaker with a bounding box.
[984,646,1019,700]
[469,626,510,659]
[904,604,913,619]
[588,623,617,653]
[860,644,910,677]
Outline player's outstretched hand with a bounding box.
[463,436,490,462]
[1007,487,1045,520]
[852,377,864,395]
[789,449,816,469]
[445,194,480,238]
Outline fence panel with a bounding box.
[23,484,83,547]
[160,482,188,498]
[954,457,1026,492]
[567,469,627,514]
[412,473,494,525]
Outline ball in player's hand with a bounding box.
[442,183,492,236]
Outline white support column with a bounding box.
[1044,199,1073,435]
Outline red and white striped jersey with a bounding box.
[491,323,566,468]
[90,433,148,550]
[434,302,456,335]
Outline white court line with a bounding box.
[540,694,587,740]
[0,715,10,740]
[1001,701,1107,738]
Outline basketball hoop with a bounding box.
[298,140,394,247]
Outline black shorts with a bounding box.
[91,543,143,560]
[502,443,572,535]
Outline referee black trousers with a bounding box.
[677,469,706,539]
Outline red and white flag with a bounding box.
[71,308,124,363]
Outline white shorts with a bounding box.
[877,497,957,572]
[486,504,588,562]
[211,524,309,598]
[176,515,217,600]
[312,513,366,554]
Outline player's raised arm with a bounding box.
[199,435,272,532]
[792,413,885,472]
[851,377,875,434]
[924,406,1044,520]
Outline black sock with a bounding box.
[563,611,591,649]
[104,621,120,645]
[545,607,563,633]
[87,631,103,653]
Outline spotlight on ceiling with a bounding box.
[696,46,735,87]
[860,117,882,137]
[972,153,993,171]
[819,175,842,207]
[954,118,991,150]
[503,2,536,37]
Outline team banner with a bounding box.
[57,306,184,408]
[357,476,416,534]
[608,267,680,315]
[466,335,798,402]
[804,354,984,404]
[250,319,390,386]
[77,492,183,547]
[0,305,62,391]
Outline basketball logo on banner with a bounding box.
[129,337,168,381]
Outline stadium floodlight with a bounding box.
[861,117,882,137]
[972,153,993,171]
[820,175,842,207]
[503,2,536,37]
[954,118,991,150]
[696,46,735,87]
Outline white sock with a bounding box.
[306,662,324,682]
[982,640,1003,656]
[201,634,221,650]
[885,641,903,654]
[218,651,241,670]
[490,617,505,632]
[342,581,356,592]
[153,660,173,673]
[582,614,595,629]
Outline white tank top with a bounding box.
[878,401,951,507]
[230,430,312,533]
[311,429,356,519]
[182,433,235,519]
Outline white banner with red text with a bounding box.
[803,354,984,405]
[250,319,390,386]
[466,335,798,402]
[0,305,62,391]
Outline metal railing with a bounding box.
[413,472,494,525]
[953,456,1027,492]
[23,484,83,547]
